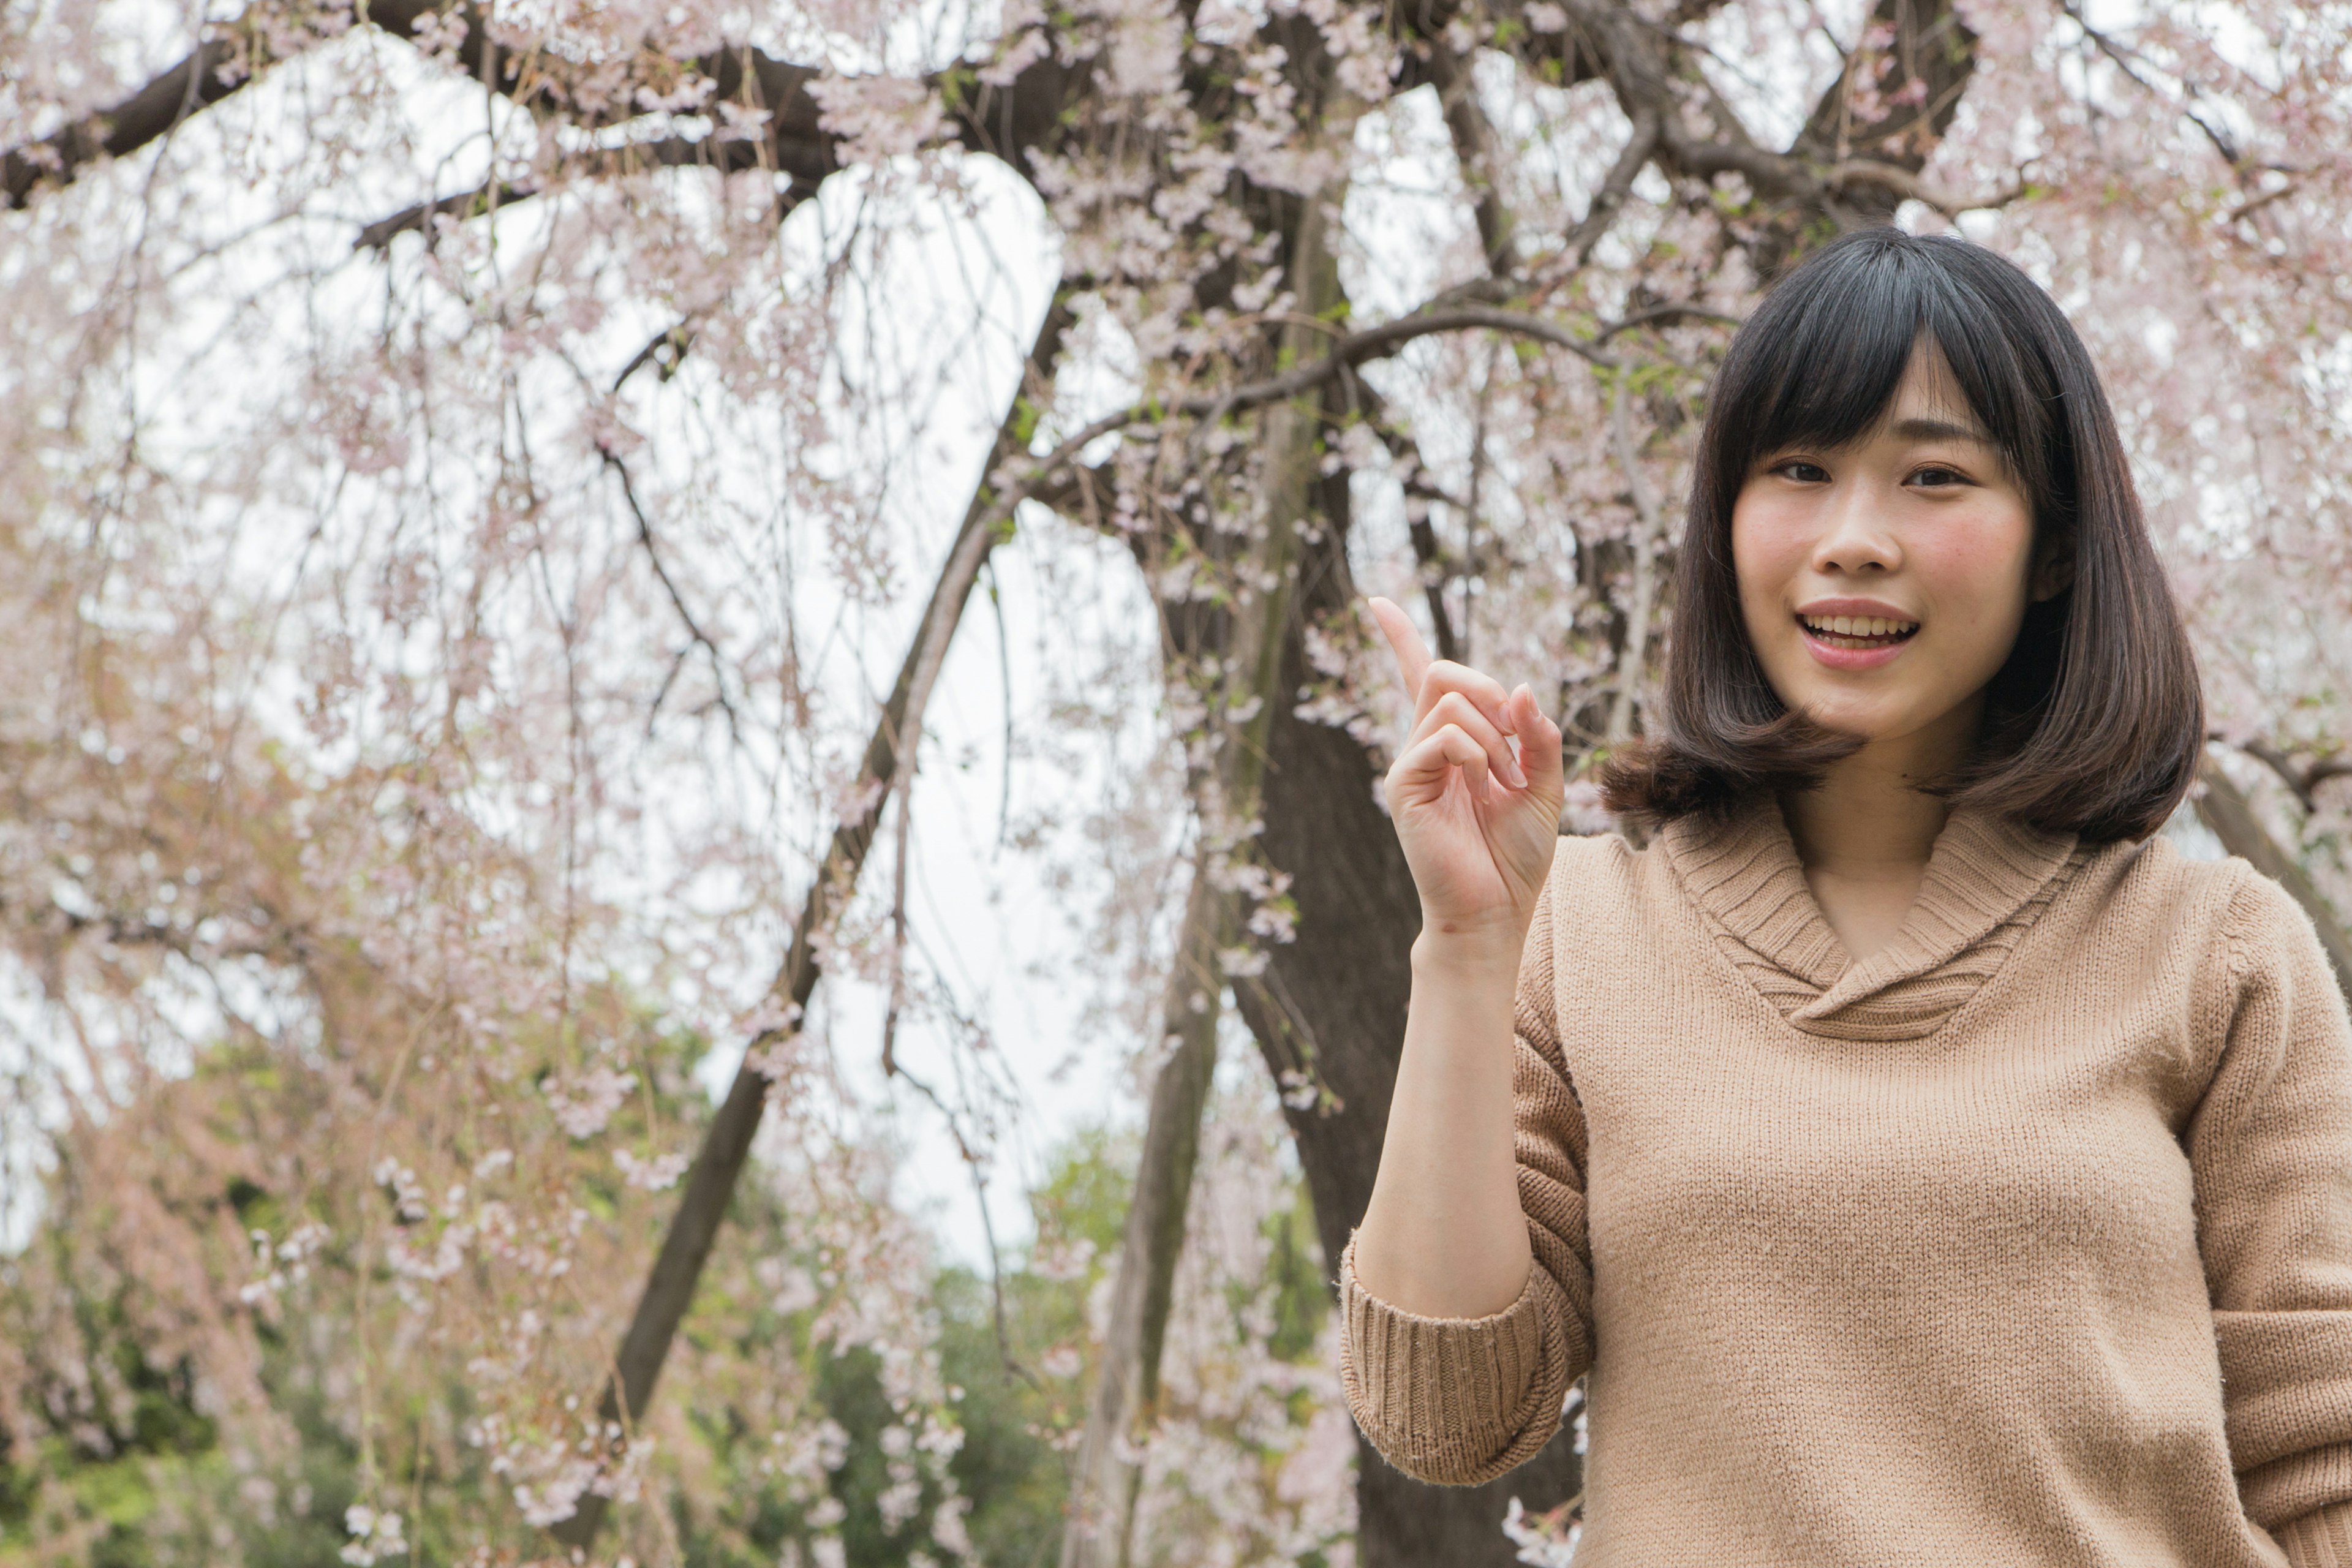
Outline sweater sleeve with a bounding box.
[1336,859,1596,1486]
[2187,869,2352,1558]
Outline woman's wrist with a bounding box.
[1411,920,1528,980]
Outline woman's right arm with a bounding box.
[1349,597,1566,1318]
[1338,598,1588,1484]
[1349,914,1540,1317]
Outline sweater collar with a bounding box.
[1660,797,2081,1032]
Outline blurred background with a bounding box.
[1,0,2346,1562]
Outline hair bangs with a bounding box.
[1718,246,2060,507]
[1716,258,1929,491]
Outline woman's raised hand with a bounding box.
[1366,597,1565,951]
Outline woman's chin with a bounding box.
[1785,688,1986,758]
[1787,694,1932,745]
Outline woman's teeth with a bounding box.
[1800,613,1918,647]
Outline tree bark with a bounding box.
[1060,866,1228,1568]
[1064,186,1338,1568]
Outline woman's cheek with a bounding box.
[1730,504,1810,638]
[1916,514,2034,684]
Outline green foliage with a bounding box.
[941,1123,1137,1564]
[2,1108,1331,1568]
[1257,1188,1327,1368]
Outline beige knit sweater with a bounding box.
[1340,800,2352,1566]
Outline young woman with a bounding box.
[1344,228,2352,1566]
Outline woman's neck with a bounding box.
[1777,699,1980,963]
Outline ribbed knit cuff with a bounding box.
[2275,1501,2352,1568]
[1336,1234,1565,1485]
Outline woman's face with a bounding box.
[1731,344,2052,752]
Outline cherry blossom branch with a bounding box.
[1425,37,1517,273]
[1013,300,1736,499]
[2057,1,2245,167]
[3,14,256,206]
[1820,159,2029,221]
[1563,105,1662,267]
[3,0,530,206]
[5,2,991,216]
[1019,293,1728,674]
[352,180,535,252]
[1551,0,2003,222]
[2228,737,2352,812]
[352,141,817,252]
[546,295,1072,1552]
[612,321,699,392]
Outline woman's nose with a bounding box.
[1810,484,1902,575]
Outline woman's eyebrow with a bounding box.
[1888,415,1991,443]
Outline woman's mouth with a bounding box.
[1795,611,1919,671]
[1797,612,1919,650]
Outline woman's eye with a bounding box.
[1909,465,1968,488]
[1774,461,1830,483]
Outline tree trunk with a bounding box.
[1142,145,1585,1568]
[1060,866,1227,1568]
[1065,185,1343,1566]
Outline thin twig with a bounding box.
[985,558,1016,853]
[598,445,744,747]
[2058,1,2244,167]
[612,320,699,393]
[354,138,810,251]
[880,789,912,1077]
[890,1060,1042,1390]
[353,180,535,250]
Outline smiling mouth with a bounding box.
[1798,612,1920,650]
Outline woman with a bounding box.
[1345,228,2352,1566]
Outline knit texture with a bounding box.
[1340,799,2352,1567]
[2279,1502,2352,1567]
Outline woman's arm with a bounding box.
[1351,925,1536,1317]
[1337,828,1594,1486]
[1348,597,1564,1318]
[2192,870,2352,1561]
[1331,600,1588,1485]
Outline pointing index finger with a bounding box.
[1365,597,1432,701]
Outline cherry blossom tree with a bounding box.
[3,0,2351,1562]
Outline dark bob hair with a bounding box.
[1601,228,2203,843]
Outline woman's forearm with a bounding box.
[1349,928,1534,1319]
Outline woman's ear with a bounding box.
[2030,527,2076,603]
